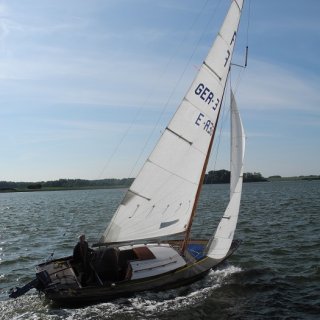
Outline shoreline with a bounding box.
[1,176,319,193]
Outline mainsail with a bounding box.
[100,0,244,244]
[207,90,245,259]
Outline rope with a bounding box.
[45,206,76,262]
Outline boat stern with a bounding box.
[36,258,81,291]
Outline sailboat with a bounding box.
[9,0,246,305]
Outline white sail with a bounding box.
[100,0,244,244]
[207,90,245,259]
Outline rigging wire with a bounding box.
[205,81,230,181]
[98,0,224,180]
[96,0,218,180]
[100,0,250,240]
[206,0,251,178]
[113,0,245,221]
[45,206,77,262]
[127,0,225,179]
[246,0,252,47]
[233,0,251,95]
[98,1,226,241]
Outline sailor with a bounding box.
[73,234,94,285]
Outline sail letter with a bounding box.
[195,113,204,126]
[224,50,230,67]
[205,92,214,104]
[230,31,237,45]
[195,83,205,95]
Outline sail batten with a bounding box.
[127,190,151,201]
[166,127,193,145]
[100,0,244,245]
[203,61,222,81]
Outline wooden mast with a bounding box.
[181,77,229,254]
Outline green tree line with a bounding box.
[204,170,267,184]
[2,171,318,192]
[0,178,134,191]
[0,170,268,192]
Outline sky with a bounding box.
[0,0,319,182]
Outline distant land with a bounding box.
[0,178,134,193]
[0,170,319,192]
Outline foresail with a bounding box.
[207,90,245,259]
[99,0,244,244]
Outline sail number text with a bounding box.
[195,113,214,135]
[193,83,220,135]
[194,83,220,111]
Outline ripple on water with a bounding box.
[0,182,320,319]
[0,265,241,320]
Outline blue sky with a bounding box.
[0,0,319,182]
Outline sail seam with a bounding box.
[146,159,198,186]
[166,127,192,145]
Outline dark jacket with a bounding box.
[73,241,93,266]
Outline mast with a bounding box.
[180,87,226,254]
[181,0,244,253]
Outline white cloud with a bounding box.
[238,59,320,113]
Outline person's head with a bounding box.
[79,234,85,243]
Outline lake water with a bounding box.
[0,181,319,319]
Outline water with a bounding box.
[0,181,319,319]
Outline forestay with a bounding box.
[100,0,244,244]
[207,90,245,259]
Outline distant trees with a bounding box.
[243,172,268,182]
[205,170,230,184]
[27,183,42,190]
[0,178,134,191]
[2,172,320,192]
[40,178,134,188]
[204,170,267,184]
[0,181,18,189]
